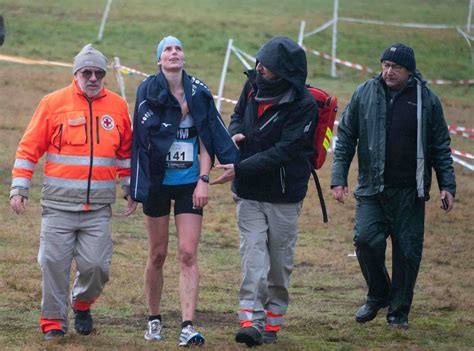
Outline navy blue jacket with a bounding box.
[131,71,239,202]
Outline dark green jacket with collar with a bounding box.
[331,72,456,199]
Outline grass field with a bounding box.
[0,0,473,350]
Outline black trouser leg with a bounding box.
[386,189,425,321]
[354,195,391,305]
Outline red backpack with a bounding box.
[246,85,338,222]
[307,86,338,223]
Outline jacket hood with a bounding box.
[256,36,307,92]
[145,70,194,112]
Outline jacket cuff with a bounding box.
[121,185,131,200]
[234,163,241,178]
[330,184,347,189]
[10,187,29,199]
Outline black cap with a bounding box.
[380,43,416,72]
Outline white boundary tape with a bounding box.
[451,148,474,160]
[303,45,374,73]
[339,16,457,29]
[1,52,472,87]
[450,130,474,139]
[0,54,73,68]
[116,64,149,77]
[311,125,474,172]
[0,53,470,107]
[0,54,239,105]
[301,0,472,78]
[216,96,238,105]
[300,47,474,85]
[448,125,474,139]
[426,79,474,85]
[452,155,474,171]
[1,52,472,170]
[449,125,474,133]
[116,64,238,105]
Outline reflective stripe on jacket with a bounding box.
[11,80,132,206]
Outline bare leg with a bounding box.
[175,213,202,321]
[144,215,170,315]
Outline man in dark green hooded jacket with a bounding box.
[212,36,317,346]
[331,43,456,329]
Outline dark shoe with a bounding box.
[355,302,387,323]
[235,327,263,347]
[74,309,93,335]
[262,331,277,344]
[43,329,65,341]
[387,316,409,330]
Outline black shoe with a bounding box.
[43,329,65,341]
[262,331,277,344]
[74,309,93,335]
[235,327,263,347]
[387,316,409,330]
[355,302,387,323]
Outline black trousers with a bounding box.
[354,187,425,320]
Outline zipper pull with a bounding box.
[96,116,100,144]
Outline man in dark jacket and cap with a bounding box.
[212,36,317,346]
[331,43,456,329]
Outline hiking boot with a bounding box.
[43,329,65,341]
[144,319,162,341]
[179,324,205,346]
[74,309,93,335]
[387,316,409,330]
[262,330,278,344]
[235,326,263,347]
[355,302,387,323]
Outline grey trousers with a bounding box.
[234,195,301,332]
[38,206,113,332]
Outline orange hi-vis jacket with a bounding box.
[11,80,132,209]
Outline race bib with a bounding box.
[165,141,194,168]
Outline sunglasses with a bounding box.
[79,69,106,80]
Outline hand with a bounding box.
[210,164,235,185]
[332,185,348,204]
[118,196,138,216]
[440,190,454,212]
[231,133,246,149]
[10,195,28,214]
[193,180,209,209]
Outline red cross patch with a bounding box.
[101,115,115,131]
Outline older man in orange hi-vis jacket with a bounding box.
[9,44,137,341]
